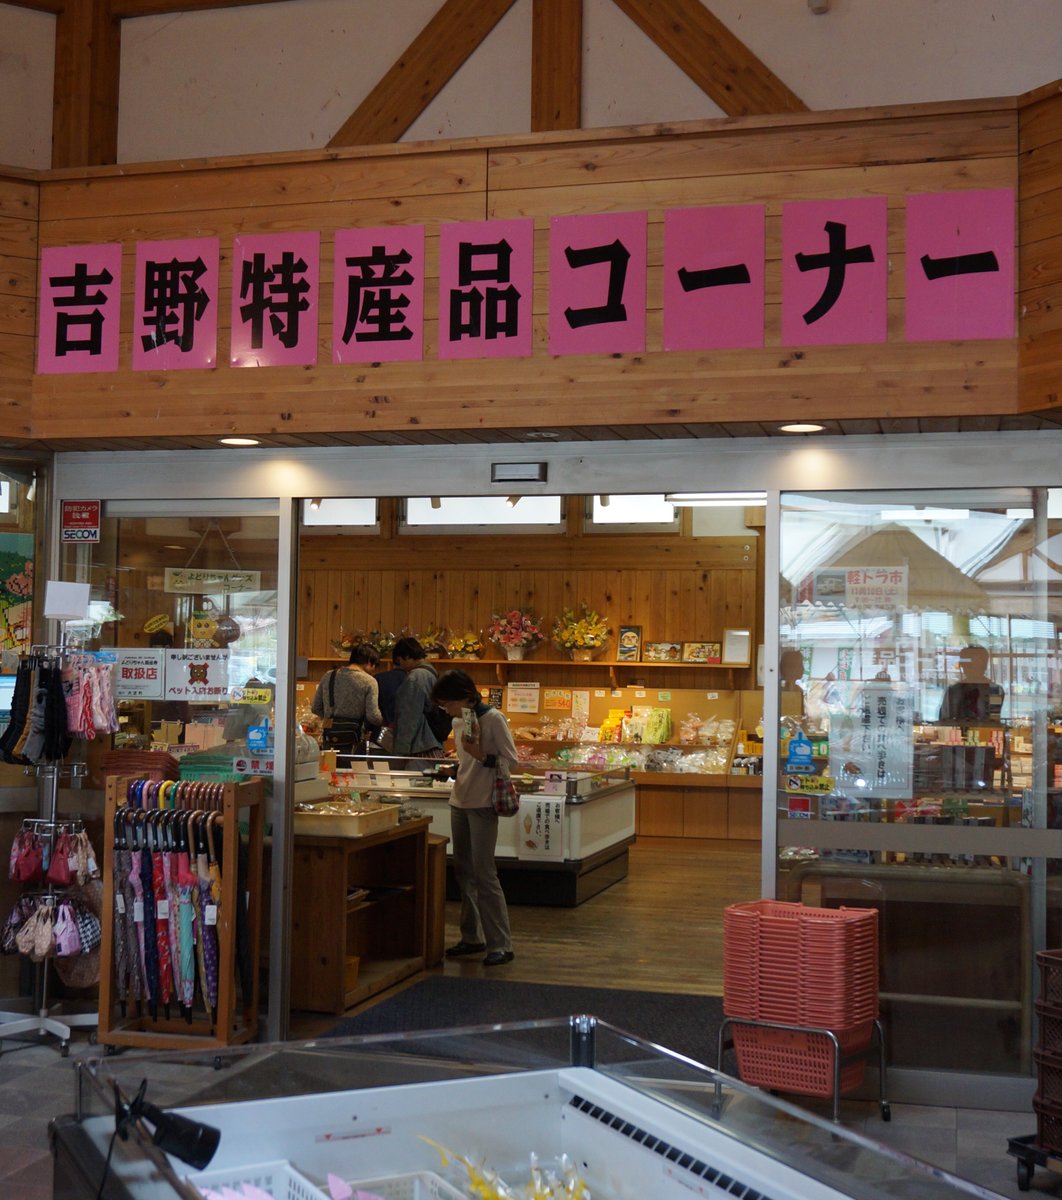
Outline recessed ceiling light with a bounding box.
[523,430,560,441]
[219,437,259,447]
[779,423,825,434]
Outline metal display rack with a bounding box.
[0,639,99,1056]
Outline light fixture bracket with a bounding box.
[491,461,548,484]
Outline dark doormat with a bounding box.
[323,975,729,1069]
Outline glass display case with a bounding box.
[53,1018,999,1200]
[311,757,636,906]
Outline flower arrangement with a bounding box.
[331,627,358,657]
[446,629,484,658]
[552,604,610,653]
[487,608,544,650]
[417,623,449,657]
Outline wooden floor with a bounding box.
[292,836,761,1036]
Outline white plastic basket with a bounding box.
[345,1171,469,1200]
[185,1159,328,1200]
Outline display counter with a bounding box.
[54,1018,998,1200]
[320,759,636,906]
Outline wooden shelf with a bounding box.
[290,817,430,1014]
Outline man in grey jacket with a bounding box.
[391,637,444,757]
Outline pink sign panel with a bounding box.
[905,189,1015,341]
[663,205,765,350]
[133,237,219,370]
[333,226,424,363]
[37,244,123,374]
[782,197,887,346]
[230,232,320,367]
[438,219,534,359]
[549,212,647,356]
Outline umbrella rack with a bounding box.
[0,639,100,1056]
[96,774,264,1052]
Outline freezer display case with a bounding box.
[52,1017,999,1200]
[326,759,637,905]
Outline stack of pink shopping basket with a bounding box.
[723,899,879,1098]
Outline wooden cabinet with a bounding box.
[290,817,430,1014]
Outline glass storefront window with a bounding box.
[59,506,279,762]
[777,488,1062,1078]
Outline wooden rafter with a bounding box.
[327,0,520,149]
[531,0,582,132]
[52,0,121,168]
[609,0,807,116]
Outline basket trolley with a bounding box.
[719,899,889,1123]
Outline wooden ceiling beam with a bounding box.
[110,0,295,18]
[609,0,807,116]
[52,0,121,167]
[531,0,583,132]
[327,0,519,148]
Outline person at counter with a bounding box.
[938,644,1005,724]
[432,668,516,967]
[311,642,383,754]
[391,637,445,758]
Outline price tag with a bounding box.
[133,900,144,923]
[156,899,170,919]
[205,904,218,926]
[116,893,126,914]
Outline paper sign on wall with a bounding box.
[506,683,540,714]
[115,649,165,699]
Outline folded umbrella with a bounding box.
[174,811,198,1021]
[193,812,218,1023]
[137,812,159,1020]
[111,807,131,1018]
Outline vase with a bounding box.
[505,645,526,661]
[571,648,594,662]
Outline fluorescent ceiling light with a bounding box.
[779,423,824,434]
[219,437,259,447]
[1006,508,1034,520]
[880,507,969,521]
[666,491,767,507]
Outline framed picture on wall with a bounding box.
[643,641,682,662]
[721,628,753,667]
[617,625,642,661]
[682,641,722,664]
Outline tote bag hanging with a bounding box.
[492,761,520,817]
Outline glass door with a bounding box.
[776,486,1062,1079]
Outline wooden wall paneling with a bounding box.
[0,176,38,430]
[636,784,685,837]
[486,106,1017,192]
[39,150,488,223]
[682,786,729,839]
[30,102,1026,445]
[1019,86,1062,413]
[727,788,762,840]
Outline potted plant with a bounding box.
[552,604,610,660]
[487,608,545,660]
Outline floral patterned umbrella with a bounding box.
[148,813,172,1018]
